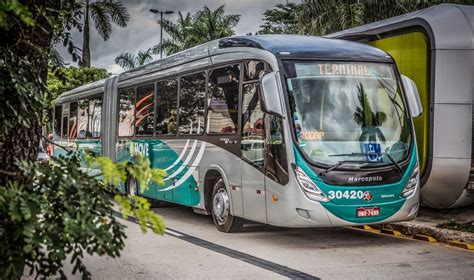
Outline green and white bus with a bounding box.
[53,35,422,232]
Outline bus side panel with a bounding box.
[116,138,200,206]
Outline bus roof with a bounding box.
[217,35,393,62]
[57,35,393,102]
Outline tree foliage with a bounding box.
[0,153,166,278]
[258,2,300,35]
[78,0,130,67]
[154,5,240,56]
[0,2,165,279]
[114,48,157,70]
[298,0,474,36]
[45,67,110,121]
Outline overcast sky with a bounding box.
[57,0,287,74]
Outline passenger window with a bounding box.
[265,115,289,184]
[68,102,78,140]
[241,83,265,168]
[77,100,89,139]
[156,79,178,135]
[89,97,102,138]
[135,84,155,136]
[54,105,62,138]
[61,104,69,139]
[207,65,240,134]
[244,60,266,82]
[118,88,135,137]
[179,72,206,135]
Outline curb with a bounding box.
[370,222,474,250]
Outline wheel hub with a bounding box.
[213,189,229,225]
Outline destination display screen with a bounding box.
[294,63,393,78]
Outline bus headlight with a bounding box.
[401,165,419,198]
[295,166,330,202]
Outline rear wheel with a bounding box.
[211,178,244,232]
[126,175,138,196]
[126,175,160,207]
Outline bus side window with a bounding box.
[54,105,62,139]
[241,83,265,168]
[135,84,155,136]
[244,60,266,81]
[77,100,89,139]
[207,64,240,134]
[68,102,78,140]
[156,79,177,135]
[89,97,102,138]
[179,72,206,135]
[61,103,69,140]
[265,115,289,185]
[118,88,135,137]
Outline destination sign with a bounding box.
[294,63,392,78]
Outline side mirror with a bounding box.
[260,71,283,117]
[401,75,422,117]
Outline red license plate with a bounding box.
[357,206,380,217]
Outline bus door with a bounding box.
[241,83,267,223]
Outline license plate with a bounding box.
[357,206,380,217]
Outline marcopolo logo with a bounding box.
[130,142,149,157]
[348,176,383,184]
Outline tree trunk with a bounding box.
[81,1,91,67]
[0,1,57,182]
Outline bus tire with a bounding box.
[126,175,138,196]
[211,178,244,232]
[126,175,160,207]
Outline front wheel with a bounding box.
[211,178,244,232]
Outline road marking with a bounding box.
[111,210,320,279]
[165,229,183,237]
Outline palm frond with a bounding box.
[137,49,153,66]
[114,52,136,70]
[93,0,130,27]
[89,2,113,40]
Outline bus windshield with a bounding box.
[283,61,411,168]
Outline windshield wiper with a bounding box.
[319,160,369,177]
[384,152,403,174]
[329,152,403,174]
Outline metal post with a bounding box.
[150,9,174,59]
[160,11,163,59]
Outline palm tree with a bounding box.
[154,5,240,56]
[193,5,240,43]
[258,2,301,35]
[79,0,130,67]
[154,12,196,55]
[298,0,443,36]
[114,48,157,70]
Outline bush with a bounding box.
[0,153,166,279]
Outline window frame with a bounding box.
[115,59,271,140]
[117,86,137,139]
[205,63,243,136]
[86,95,103,140]
[134,83,156,137]
[241,81,266,171]
[154,78,179,136]
[177,70,208,136]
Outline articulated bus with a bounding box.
[53,35,423,232]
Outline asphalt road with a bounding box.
[64,204,473,279]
